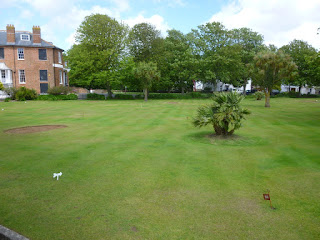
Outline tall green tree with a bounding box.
[188,22,244,87]
[305,52,320,87]
[67,14,128,95]
[253,50,297,107]
[128,23,162,63]
[280,40,318,94]
[229,28,264,95]
[160,29,197,93]
[134,62,160,101]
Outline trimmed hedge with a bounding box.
[85,92,212,100]
[37,94,78,101]
[87,93,106,100]
[114,94,135,100]
[148,92,211,99]
[272,92,320,98]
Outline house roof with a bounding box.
[0,31,64,51]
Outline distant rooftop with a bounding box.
[0,31,63,51]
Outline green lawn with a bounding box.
[0,98,319,240]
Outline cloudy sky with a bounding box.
[1,0,319,51]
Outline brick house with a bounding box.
[0,24,69,95]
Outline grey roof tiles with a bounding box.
[0,31,63,51]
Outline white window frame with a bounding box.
[19,70,26,84]
[18,48,24,60]
[21,34,30,41]
[58,51,62,64]
[1,70,5,80]
[59,70,63,84]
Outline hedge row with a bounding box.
[271,92,320,98]
[86,92,212,100]
[37,94,78,101]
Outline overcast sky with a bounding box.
[1,0,319,51]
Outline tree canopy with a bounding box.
[67,14,128,94]
[280,40,318,93]
[253,50,297,107]
[66,14,319,98]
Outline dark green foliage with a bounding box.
[272,92,319,98]
[193,92,250,135]
[4,97,10,102]
[114,94,135,100]
[37,94,78,101]
[253,50,297,107]
[148,92,210,99]
[4,87,18,100]
[67,14,128,94]
[85,92,212,100]
[87,93,106,100]
[15,87,37,101]
[253,91,264,100]
[47,86,71,95]
[280,40,318,92]
[128,23,162,63]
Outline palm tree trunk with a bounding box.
[264,90,271,107]
[144,88,148,101]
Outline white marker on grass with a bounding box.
[53,172,62,180]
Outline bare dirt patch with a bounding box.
[206,133,241,141]
[4,125,67,134]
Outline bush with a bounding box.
[47,86,71,95]
[272,92,319,98]
[148,92,210,99]
[4,97,10,102]
[0,82,4,91]
[4,87,18,100]
[193,92,251,136]
[15,87,37,101]
[253,91,264,100]
[37,94,78,101]
[133,94,143,99]
[114,94,134,100]
[87,93,105,100]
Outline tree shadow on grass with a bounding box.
[186,131,268,147]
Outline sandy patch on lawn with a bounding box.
[4,125,67,134]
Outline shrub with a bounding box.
[47,86,71,95]
[63,94,78,100]
[15,87,37,101]
[114,94,134,100]
[193,92,250,136]
[37,94,78,101]
[0,82,4,91]
[4,87,18,100]
[4,97,10,102]
[87,93,105,100]
[253,91,264,100]
[147,92,210,99]
[272,92,319,98]
[133,94,143,99]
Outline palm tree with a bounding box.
[192,92,250,136]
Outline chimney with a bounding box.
[32,25,41,44]
[6,24,15,44]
